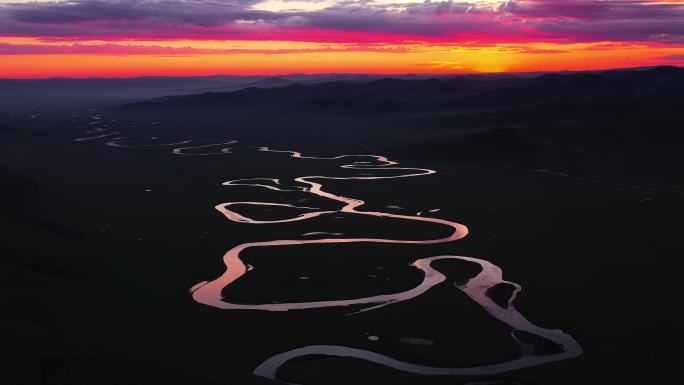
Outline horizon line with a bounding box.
[0,65,679,81]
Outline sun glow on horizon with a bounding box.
[1,41,682,78]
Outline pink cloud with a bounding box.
[0,40,413,55]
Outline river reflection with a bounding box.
[74,120,582,383]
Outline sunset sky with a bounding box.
[1,0,683,78]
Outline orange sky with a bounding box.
[1,0,683,77]
[1,40,682,78]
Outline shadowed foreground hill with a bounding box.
[118,66,684,190]
[0,124,14,133]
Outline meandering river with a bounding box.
[75,117,582,383]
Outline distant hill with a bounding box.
[0,72,441,111]
[117,75,522,114]
[119,66,684,114]
[0,75,270,110]
[247,76,295,88]
[3,66,677,111]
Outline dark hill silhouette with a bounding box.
[119,66,684,113]
[247,76,295,88]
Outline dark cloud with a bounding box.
[500,0,684,43]
[0,0,683,44]
[500,0,684,21]
[5,0,269,25]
